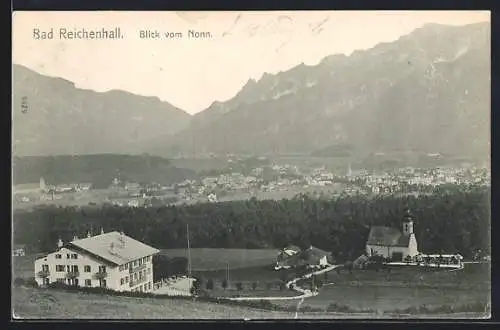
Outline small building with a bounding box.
[279,245,301,259]
[13,244,26,257]
[366,210,418,261]
[275,245,331,270]
[34,231,160,292]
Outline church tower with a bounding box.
[402,209,414,235]
[39,177,46,191]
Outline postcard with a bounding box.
[12,10,491,320]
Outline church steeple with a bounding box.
[402,208,414,235]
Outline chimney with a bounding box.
[109,242,115,254]
[57,238,63,249]
[101,228,104,235]
[87,231,91,238]
[119,231,125,248]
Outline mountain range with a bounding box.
[12,22,490,160]
[12,65,191,156]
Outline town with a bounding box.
[13,159,491,209]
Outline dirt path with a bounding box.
[224,264,339,301]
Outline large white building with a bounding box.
[365,210,419,261]
[34,230,160,292]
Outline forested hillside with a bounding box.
[13,154,196,188]
[13,186,490,260]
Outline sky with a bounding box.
[12,11,490,114]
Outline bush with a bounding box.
[13,277,25,286]
[327,303,352,313]
[221,279,228,290]
[251,282,258,291]
[190,277,202,295]
[25,277,39,288]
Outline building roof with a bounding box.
[277,246,331,268]
[67,231,160,266]
[282,244,301,253]
[366,226,410,247]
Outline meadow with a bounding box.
[12,250,490,319]
[161,248,279,271]
[274,264,490,313]
[12,286,295,319]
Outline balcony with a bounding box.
[129,263,147,274]
[37,270,50,278]
[129,275,149,288]
[94,271,108,280]
[66,271,80,279]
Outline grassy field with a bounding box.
[12,286,295,319]
[274,264,490,313]
[12,254,43,279]
[193,265,280,281]
[161,248,279,271]
[12,252,490,319]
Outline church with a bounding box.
[365,210,419,261]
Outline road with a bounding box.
[224,264,340,301]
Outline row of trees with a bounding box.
[13,186,490,260]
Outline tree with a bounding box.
[251,282,258,291]
[222,279,228,290]
[13,187,490,261]
[206,279,214,290]
[236,282,243,291]
[190,278,201,296]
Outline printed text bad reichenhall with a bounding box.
[33,27,124,40]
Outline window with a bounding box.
[134,273,137,280]
[83,265,91,272]
[56,265,65,272]
[99,266,106,273]
[71,254,78,259]
[66,265,71,272]
[138,259,142,266]
[119,265,123,272]
[56,278,65,283]
[72,265,79,273]
[42,264,49,272]
[66,254,70,259]
[120,278,125,285]
[85,279,92,287]
[148,282,151,290]
[133,261,137,267]
[125,276,129,283]
[143,284,147,291]
[55,254,62,259]
[124,263,129,269]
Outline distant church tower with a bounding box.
[402,209,414,235]
[39,177,46,191]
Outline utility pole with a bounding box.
[186,223,192,278]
